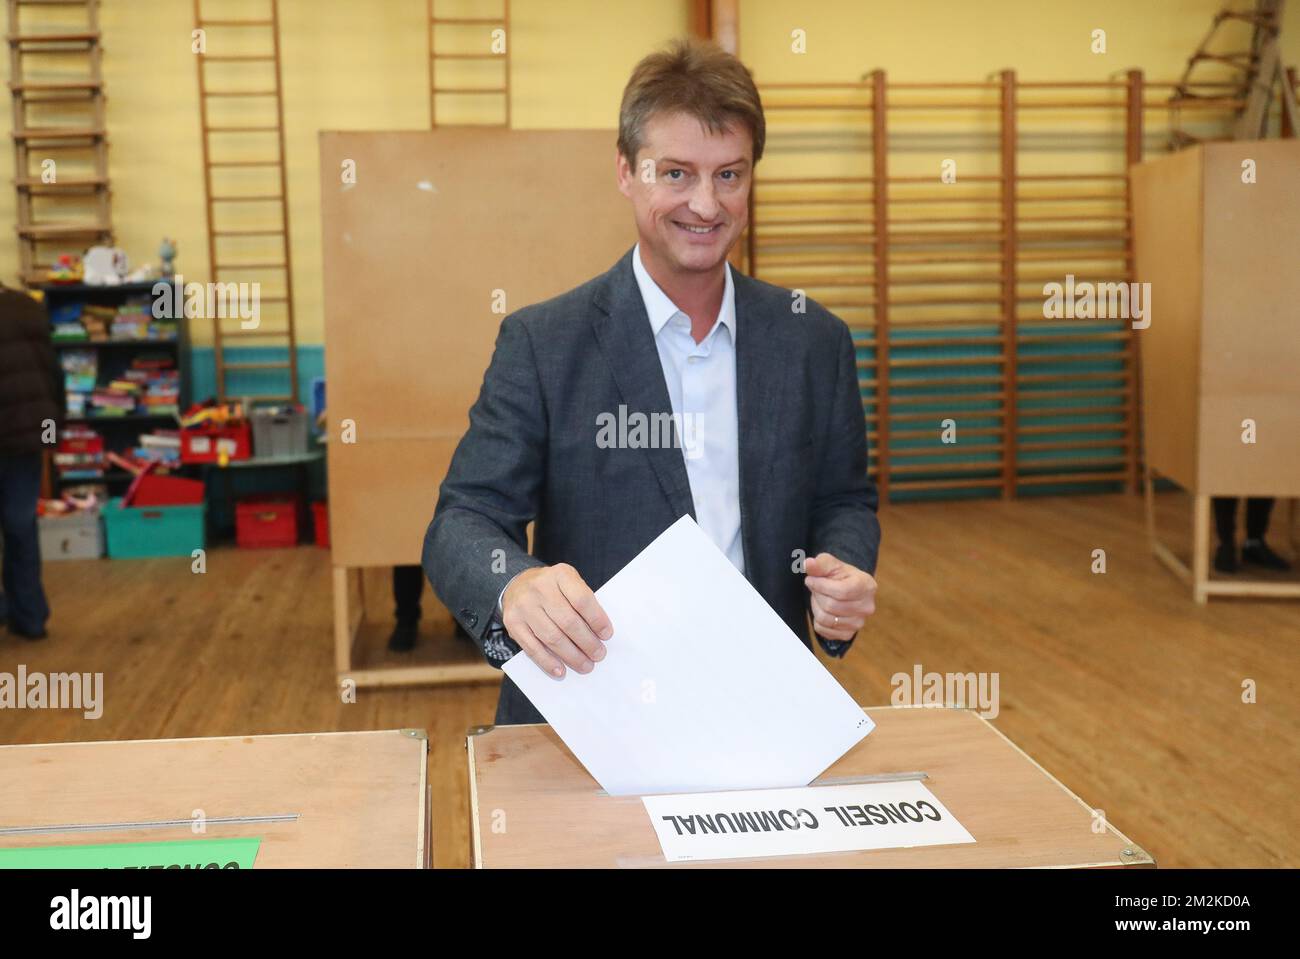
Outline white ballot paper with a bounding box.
[502,515,874,796]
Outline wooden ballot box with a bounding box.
[0,729,430,868]
[1131,141,1300,602]
[466,707,1153,868]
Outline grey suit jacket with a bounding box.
[423,246,881,725]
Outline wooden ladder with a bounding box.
[1231,0,1299,138]
[193,0,297,405]
[6,0,111,286]
[1170,0,1299,147]
[428,0,510,128]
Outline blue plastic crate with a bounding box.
[102,497,205,559]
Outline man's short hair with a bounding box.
[617,37,765,166]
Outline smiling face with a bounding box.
[616,110,752,280]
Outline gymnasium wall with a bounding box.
[3,0,1296,333]
[3,1,1296,493]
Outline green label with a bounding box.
[0,837,261,869]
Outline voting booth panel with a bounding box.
[1132,140,1300,498]
[1131,141,1300,601]
[0,730,430,868]
[319,129,636,682]
[467,708,1153,868]
[320,128,636,565]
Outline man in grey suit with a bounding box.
[424,37,881,726]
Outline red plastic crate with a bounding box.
[235,497,299,549]
[312,500,329,548]
[126,472,205,507]
[181,421,251,464]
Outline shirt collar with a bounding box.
[632,242,735,340]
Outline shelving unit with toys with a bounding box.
[44,279,191,497]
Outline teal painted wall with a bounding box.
[188,345,324,408]
[190,340,1129,510]
[854,326,1129,502]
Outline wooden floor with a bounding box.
[3,490,1297,868]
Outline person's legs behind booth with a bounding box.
[387,564,475,652]
[1242,497,1291,571]
[1212,496,1291,574]
[388,564,424,651]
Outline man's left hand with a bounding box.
[803,552,877,642]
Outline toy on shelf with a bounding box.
[179,400,251,465]
[38,486,105,518]
[83,245,129,286]
[180,399,245,430]
[46,253,83,284]
[125,264,160,283]
[158,237,176,277]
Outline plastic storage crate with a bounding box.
[102,497,205,558]
[124,471,205,507]
[236,496,299,548]
[251,406,309,459]
[38,510,104,561]
[312,500,329,548]
[181,421,251,464]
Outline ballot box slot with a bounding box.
[0,813,301,838]
[593,770,929,798]
[812,771,929,787]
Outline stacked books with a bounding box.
[51,304,86,342]
[48,297,176,343]
[113,297,175,341]
[61,350,97,418]
[110,301,151,340]
[90,381,138,416]
[62,349,97,391]
[102,430,182,474]
[135,429,182,468]
[81,305,113,340]
[68,355,179,419]
[125,355,180,417]
[54,425,104,481]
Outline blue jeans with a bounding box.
[0,452,49,634]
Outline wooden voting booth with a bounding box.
[320,129,635,687]
[1131,141,1300,602]
[0,730,429,868]
[467,707,1153,868]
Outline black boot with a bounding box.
[1213,543,1238,574]
[1241,539,1292,572]
[387,620,418,652]
[6,620,47,640]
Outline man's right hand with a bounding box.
[501,564,613,679]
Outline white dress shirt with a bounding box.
[496,246,746,615]
[631,243,745,575]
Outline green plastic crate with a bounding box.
[103,497,206,559]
